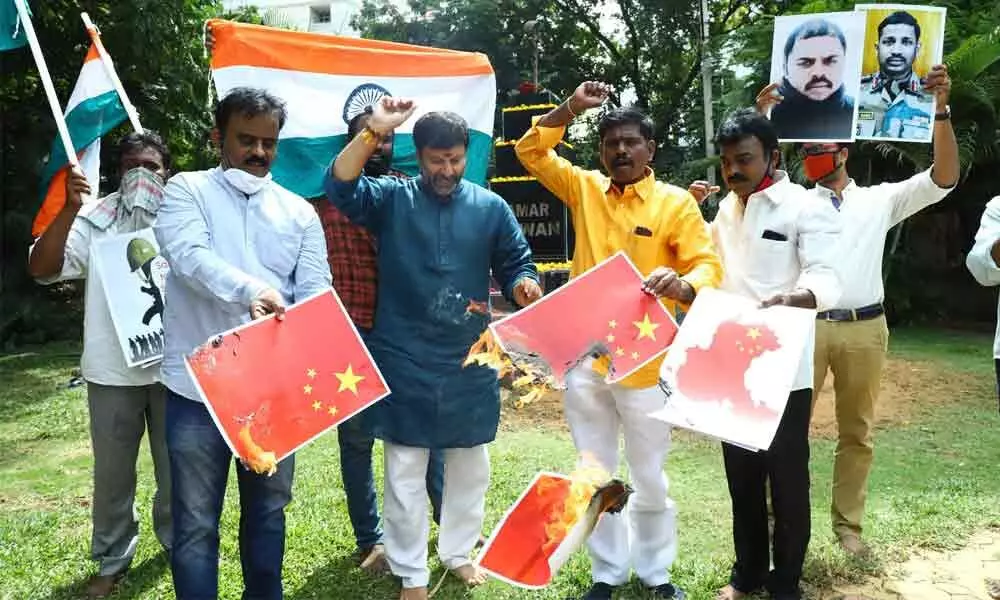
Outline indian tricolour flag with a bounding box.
[32,42,128,237]
[208,20,496,199]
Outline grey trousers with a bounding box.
[87,382,171,576]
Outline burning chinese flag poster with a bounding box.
[650,288,815,451]
[184,289,389,473]
[476,471,631,589]
[489,251,678,386]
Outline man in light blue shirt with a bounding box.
[154,87,330,600]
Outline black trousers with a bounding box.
[722,388,812,596]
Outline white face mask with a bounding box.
[223,167,273,196]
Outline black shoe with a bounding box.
[579,582,616,600]
[649,583,687,599]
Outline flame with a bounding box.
[541,454,610,552]
[462,329,553,407]
[237,423,277,476]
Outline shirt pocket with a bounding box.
[627,232,663,274]
[256,229,301,279]
[747,237,796,284]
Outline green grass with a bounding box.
[1,328,999,599]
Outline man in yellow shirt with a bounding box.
[515,81,722,600]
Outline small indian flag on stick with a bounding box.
[32,16,135,238]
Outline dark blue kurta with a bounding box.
[325,175,537,448]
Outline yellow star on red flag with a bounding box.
[633,312,660,341]
[335,365,365,395]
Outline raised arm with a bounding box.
[967,197,1000,287]
[514,82,611,207]
[154,174,271,311]
[881,65,958,224]
[28,167,91,279]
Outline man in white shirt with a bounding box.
[154,87,331,600]
[966,196,1000,401]
[27,132,173,599]
[754,64,958,556]
[709,109,841,600]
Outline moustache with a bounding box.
[805,77,833,90]
[244,156,269,167]
[728,174,749,183]
[612,156,631,167]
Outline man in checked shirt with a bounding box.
[316,106,445,572]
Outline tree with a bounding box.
[0,0,224,346]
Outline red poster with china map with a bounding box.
[488,252,678,386]
[185,290,389,474]
[650,288,815,451]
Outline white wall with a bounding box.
[220,0,398,37]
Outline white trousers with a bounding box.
[564,360,678,587]
[383,442,490,588]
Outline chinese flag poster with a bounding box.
[185,290,389,472]
[489,252,678,386]
[650,288,815,451]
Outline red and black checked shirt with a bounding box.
[313,170,406,330]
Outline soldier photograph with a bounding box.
[855,5,947,142]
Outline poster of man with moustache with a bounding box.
[767,11,866,142]
[855,4,946,142]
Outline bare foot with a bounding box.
[358,544,389,575]
[715,584,746,600]
[451,563,487,586]
[986,578,1000,599]
[399,586,428,600]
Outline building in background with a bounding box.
[221,0,406,36]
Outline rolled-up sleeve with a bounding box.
[154,174,270,309]
[967,197,1000,286]
[293,211,333,301]
[884,167,955,226]
[795,199,842,311]
[514,119,583,208]
[491,200,539,303]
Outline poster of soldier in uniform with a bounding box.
[854,4,946,142]
[93,227,170,368]
[768,11,865,142]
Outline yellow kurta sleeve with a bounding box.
[671,192,724,294]
[514,119,583,208]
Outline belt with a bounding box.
[816,303,884,322]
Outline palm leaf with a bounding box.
[946,25,1000,80]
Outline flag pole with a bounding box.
[12,0,78,168]
[80,12,143,133]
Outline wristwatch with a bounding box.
[935,104,951,121]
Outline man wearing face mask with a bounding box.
[769,18,855,141]
[515,81,722,600]
[857,11,935,140]
[27,132,173,599]
[328,97,541,600]
[320,105,447,574]
[154,87,331,600]
[710,109,841,600]
[753,64,957,557]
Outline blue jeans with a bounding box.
[166,391,294,600]
[338,414,444,549]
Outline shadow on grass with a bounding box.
[288,552,400,600]
[39,551,169,600]
[0,349,81,424]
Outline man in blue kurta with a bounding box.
[326,97,542,600]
